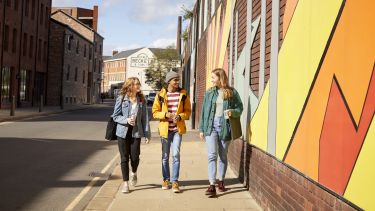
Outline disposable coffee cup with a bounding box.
[224,110,230,119]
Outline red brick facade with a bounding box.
[0,0,51,109]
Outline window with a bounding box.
[68,35,72,50]
[25,0,29,16]
[99,44,102,54]
[6,0,10,7]
[76,40,79,54]
[1,67,11,103]
[23,33,27,56]
[37,39,41,61]
[19,70,30,101]
[43,41,47,61]
[74,67,78,81]
[31,0,35,20]
[94,59,96,72]
[83,71,85,84]
[12,28,17,53]
[14,0,18,10]
[45,7,49,28]
[66,65,70,80]
[84,44,87,57]
[89,46,92,60]
[29,35,33,58]
[4,25,9,51]
[40,4,44,25]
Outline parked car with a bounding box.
[147,92,156,105]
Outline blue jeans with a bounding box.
[161,131,182,182]
[206,117,231,184]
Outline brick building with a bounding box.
[0,0,51,109]
[46,19,92,106]
[48,8,103,105]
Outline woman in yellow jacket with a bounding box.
[152,70,191,193]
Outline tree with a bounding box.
[145,46,180,90]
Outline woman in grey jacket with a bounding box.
[112,77,151,193]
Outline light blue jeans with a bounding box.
[161,131,182,182]
[206,117,230,184]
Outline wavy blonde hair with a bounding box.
[212,68,233,99]
[120,77,145,102]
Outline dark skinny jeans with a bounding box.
[117,126,141,181]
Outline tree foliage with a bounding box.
[144,46,180,90]
[181,5,193,21]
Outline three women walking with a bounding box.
[111,68,242,195]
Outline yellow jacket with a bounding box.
[152,88,191,138]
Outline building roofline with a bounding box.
[51,9,104,39]
[50,18,94,44]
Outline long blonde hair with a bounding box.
[120,77,145,102]
[212,68,233,99]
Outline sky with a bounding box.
[52,0,195,56]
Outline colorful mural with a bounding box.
[250,0,375,209]
[192,0,374,209]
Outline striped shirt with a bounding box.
[167,91,180,131]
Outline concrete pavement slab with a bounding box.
[85,131,262,211]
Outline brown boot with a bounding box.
[217,180,225,192]
[205,185,216,196]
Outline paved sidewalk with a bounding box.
[85,131,261,211]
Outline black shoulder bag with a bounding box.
[105,96,124,141]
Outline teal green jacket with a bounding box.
[199,87,243,141]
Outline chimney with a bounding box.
[176,16,182,56]
[112,50,118,56]
[93,5,99,31]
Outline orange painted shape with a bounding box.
[284,71,332,180]
[322,0,375,124]
[283,0,299,38]
[319,72,374,195]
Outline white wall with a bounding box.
[125,48,155,95]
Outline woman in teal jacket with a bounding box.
[199,68,243,196]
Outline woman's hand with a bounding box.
[127,117,135,126]
[199,132,205,141]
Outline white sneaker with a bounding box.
[130,173,137,186]
[122,183,129,193]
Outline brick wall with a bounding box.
[264,0,272,87]
[228,140,362,211]
[250,0,261,96]
[194,34,207,128]
[237,0,247,59]
[46,20,63,105]
[0,0,51,108]
[47,20,92,105]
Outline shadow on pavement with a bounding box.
[0,137,116,210]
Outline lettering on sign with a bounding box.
[130,53,150,68]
